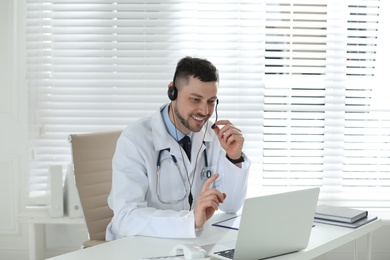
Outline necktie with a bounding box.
[179,136,191,161]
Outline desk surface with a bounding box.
[46,213,381,260]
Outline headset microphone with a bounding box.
[211,99,219,129]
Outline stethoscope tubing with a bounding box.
[155,145,210,205]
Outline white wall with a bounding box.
[0,1,389,259]
[0,0,29,259]
[0,3,88,259]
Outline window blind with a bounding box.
[26,0,264,203]
[26,0,390,208]
[261,1,390,207]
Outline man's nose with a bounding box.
[199,102,209,115]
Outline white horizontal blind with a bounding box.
[343,1,390,206]
[26,0,264,203]
[27,0,390,207]
[262,0,390,207]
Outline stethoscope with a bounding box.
[156,144,212,205]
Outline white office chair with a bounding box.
[69,130,121,247]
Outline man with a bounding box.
[106,56,250,240]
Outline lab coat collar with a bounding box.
[152,104,214,154]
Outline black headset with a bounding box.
[167,60,181,101]
[167,59,219,127]
[211,99,219,129]
[168,85,178,101]
[168,85,219,129]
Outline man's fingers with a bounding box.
[199,188,226,205]
[197,193,224,211]
[201,173,219,192]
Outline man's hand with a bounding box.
[194,173,226,228]
[212,120,244,160]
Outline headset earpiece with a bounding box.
[168,86,178,101]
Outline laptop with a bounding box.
[207,187,320,260]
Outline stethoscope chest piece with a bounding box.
[201,167,213,180]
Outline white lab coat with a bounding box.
[106,104,250,240]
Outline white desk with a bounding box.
[19,213,84,260]
[45,213,381,260]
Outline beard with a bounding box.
[173,102,208,133]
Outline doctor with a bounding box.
[106,56,250,240]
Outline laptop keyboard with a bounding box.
[214,249,235,259]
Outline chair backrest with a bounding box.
[69,130,121,247]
